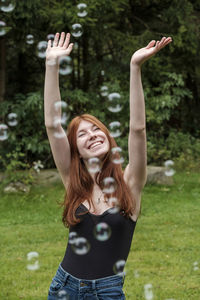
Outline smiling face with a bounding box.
[76,120,110,160]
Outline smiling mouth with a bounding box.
[88,141,103,149]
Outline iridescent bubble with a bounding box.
[87,157,101,174]
[193,261,199,271]
[7,112,17,126]
[107,197,120,214]
[0,0,15,12]
[164,160,175,176]
[71,237,90,255]
[54,101,67,112]
[26,251,40,271]
[68,231,78,245]
[134,270,139,278]
[111,147,124,164]
[0,21,6,36]
[144,283,153,300]
[53,101,69,138]
[109,121,121,138]
[94,222,111,241]
[0,124,8,141]
[37,41,48,58]
[71,23,83,38]
[102,177,117,194]
[100,85,108,97]
[77,3,87,17]
[107,92,122,113]
[26,34,34,45]
[113,260,126,275]
[58,56,73,75]
[46,33,55,45]
[58,290,69,300]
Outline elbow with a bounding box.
[130,125,146,132]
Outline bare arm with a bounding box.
[124,37,172,216]
[44,32,73,189]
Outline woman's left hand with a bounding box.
[131,37,172,67]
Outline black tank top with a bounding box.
[61,203,137,279]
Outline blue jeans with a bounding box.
[48,264,126,300]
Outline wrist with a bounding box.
[130,62,141,71]
[45,57,59,68]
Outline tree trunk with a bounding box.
[0,37,6,102]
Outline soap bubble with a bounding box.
[111,147,124,164]
[113,260,126,275]
[0,21,6,36]
[101,70,105,76]
[58,290,69,300]
[102,177,117,194]
[26,251,40,271]
[107,197,120,214]
[77,3,87,17]
[144,283,153,300]
[100,85,108,97]
[0,124,8,141]
[94,222,111,241]
[71,23,83,38]
[46,33,55,45]
[87,157,101,174]
[71,237,90,255]
[53,101,69,138]
[26,34,34,45]
[7,112,18,126]
[68,232,78,245]
[0,0,15,12]
[164,160,175,176]
[193,261,199,271]
[134,270,139,278]
[37,41,48,58]
[107,92,122,113]
[109,121,121,138]
[58,56,73,75]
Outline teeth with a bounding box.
[90,142,102,149]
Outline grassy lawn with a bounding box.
[0,170,199,300]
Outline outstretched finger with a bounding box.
[146,40,156,49]
[58,32,65,47]
[53,32,60,47]
[66,43,74,55]
[63,33,70,49]
[47,40,52,50]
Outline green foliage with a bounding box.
[0,0,199,171]
[0,150,35,186]
[0,92,51,169]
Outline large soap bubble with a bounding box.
[77,3,87,17]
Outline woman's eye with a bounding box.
[79,133,85,137]
[94,127,99,131]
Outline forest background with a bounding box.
[0,0,200,177]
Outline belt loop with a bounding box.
[64,273,70,284]
[92,279,96,290]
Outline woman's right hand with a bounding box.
[46,32,73,62]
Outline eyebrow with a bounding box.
[77,124,97,135]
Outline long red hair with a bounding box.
[61,114,136,227]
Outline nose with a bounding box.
[88,130,97,139]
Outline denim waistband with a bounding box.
[56,264,125,290]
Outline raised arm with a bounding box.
[44,32,73,190]
[124,37,172,217]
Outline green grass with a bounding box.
[0,171,200,300]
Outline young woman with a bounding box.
[44,32,172,300]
